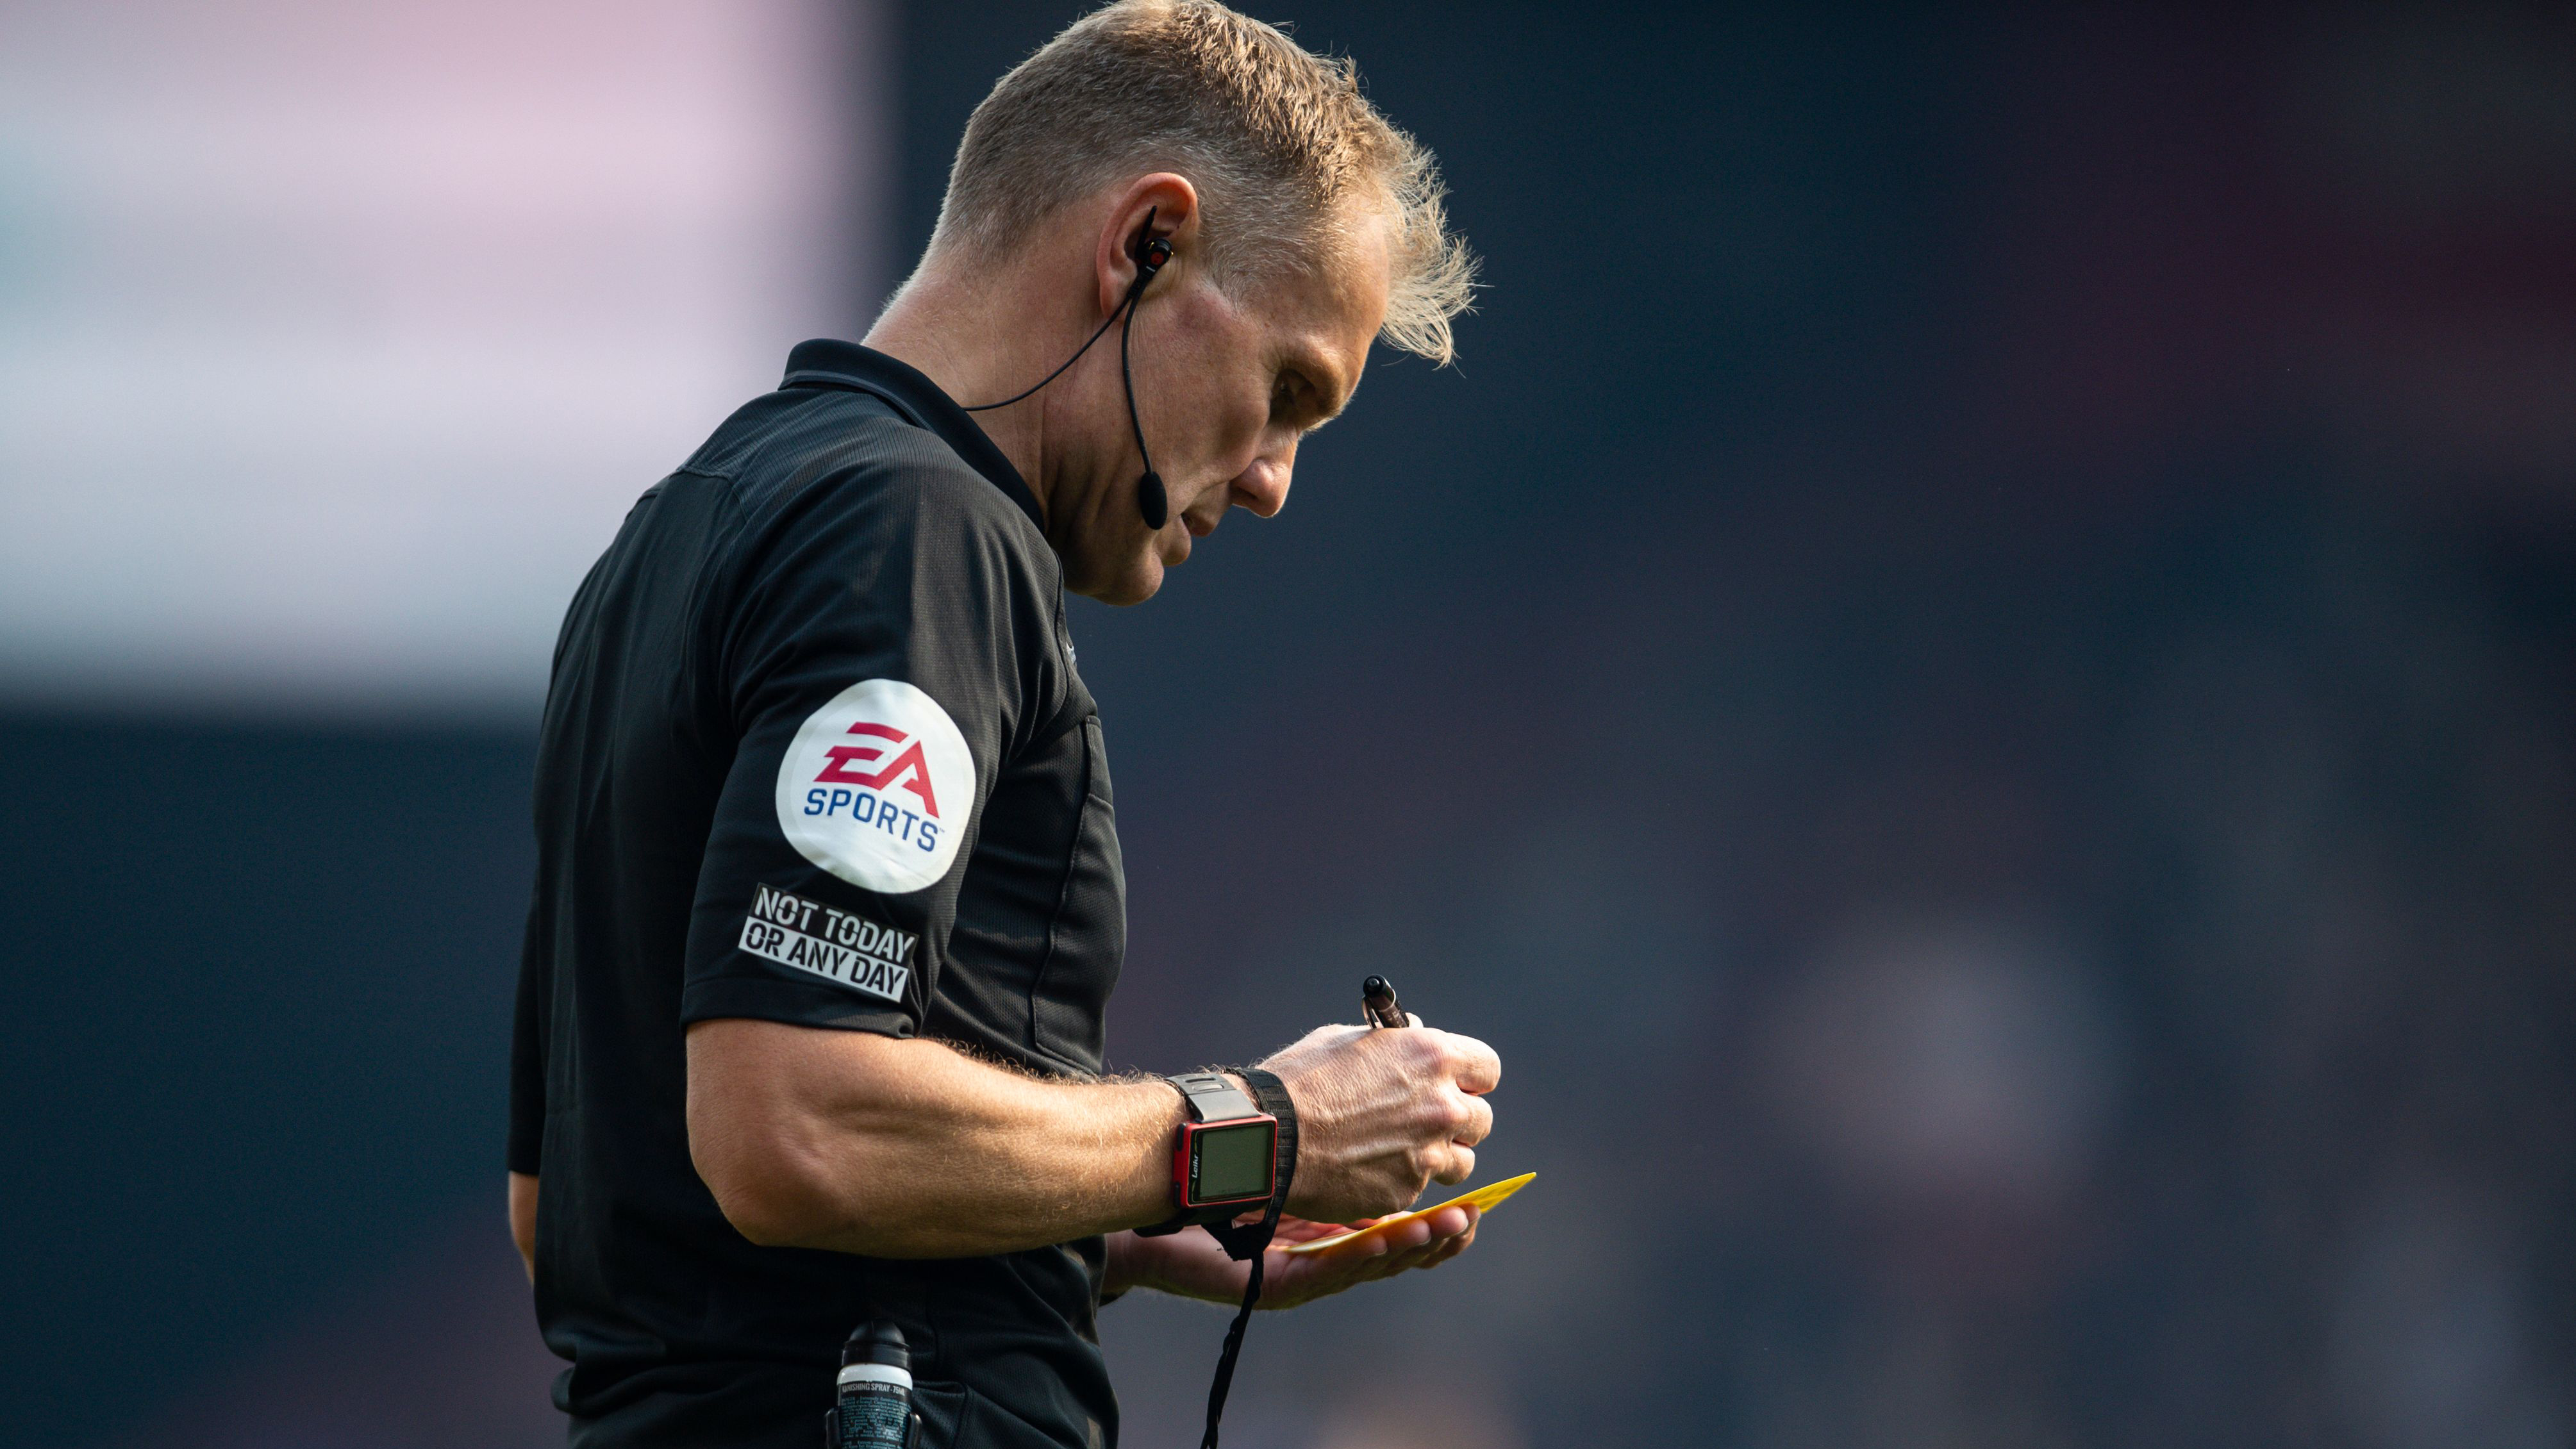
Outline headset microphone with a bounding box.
[1125,231,1174,530]
[962,208,1174,530]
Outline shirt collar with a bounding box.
[779,338,1045,533]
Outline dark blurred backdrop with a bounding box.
[5,4,2572,1447]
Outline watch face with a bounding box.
[1188,1120,1277,1204]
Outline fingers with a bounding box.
[1418,1218,1477,1268]
[1445,1088,1495,1147]
[1350,1226,1434,1280]
[1361,1205,1477,1279]
[1307,1207,1457,1266]
[1268,1204,1480,1307]
[1431,1143,1476,1186]
[1435,1029,1502,1095]
[1412,1087,1488,1188]
[1408,1205,1478,1269]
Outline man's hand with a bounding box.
[1103,1205,1481,1311]
[1259,1022,1500,1223]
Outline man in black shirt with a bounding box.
[508,5,1493,1446]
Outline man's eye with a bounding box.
[1272,375,1313,427]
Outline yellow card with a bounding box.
[1279,1172,1536,1255]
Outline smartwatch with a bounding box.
[1136,1072,1279,1234]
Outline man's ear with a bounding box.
[1096,173,1201,320]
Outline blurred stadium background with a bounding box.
[4,3,2572,1446]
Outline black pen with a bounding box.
[1361,975,1407,1029]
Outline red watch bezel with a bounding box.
[1171,1114,1279,1210]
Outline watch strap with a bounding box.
[1164,1070,1261,1124]
[1202,1067,1297,1264]
[1238,1068,1297,1219]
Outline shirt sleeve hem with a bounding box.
[680,977,920,1037]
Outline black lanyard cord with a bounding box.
[1196,1066,1298,1449]
[1198,1210,1272,1449]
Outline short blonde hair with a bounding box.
[930,0,1477,365]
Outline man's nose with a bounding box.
[1231,445,1294,518]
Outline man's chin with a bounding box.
[1085,551,1167,607]
[1067,530,1183,606]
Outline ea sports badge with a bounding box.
[776,679,976,895]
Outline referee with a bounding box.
[506,5,1497,1446]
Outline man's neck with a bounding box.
[863,261,1086,523]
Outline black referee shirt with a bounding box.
[510,341,1126,1449]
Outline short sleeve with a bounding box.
[679,451,1056,1037]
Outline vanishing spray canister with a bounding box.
[826,1320,919,1449]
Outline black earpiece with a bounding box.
[1132,233,1173,292]
[961,208,1174,531]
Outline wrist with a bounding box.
[1133,1070,1296,1241]
[1115,1078,1193,1231]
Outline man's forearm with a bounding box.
[686,1019,1181,1258]
[509,1170,538,1280]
